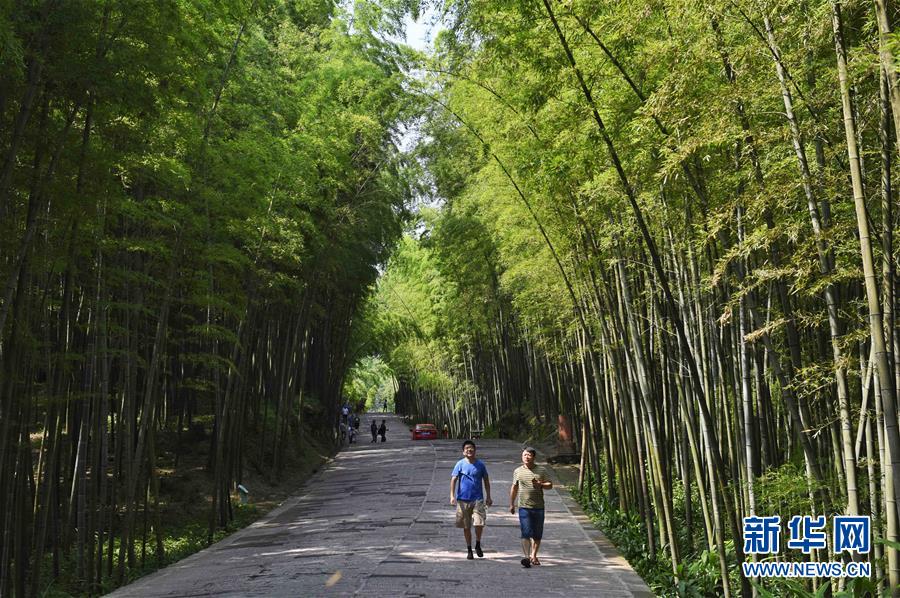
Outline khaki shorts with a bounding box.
[455,499,486,528]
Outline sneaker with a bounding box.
[467,548,474,560]
[475,544,483,558]
[520,557,531,568]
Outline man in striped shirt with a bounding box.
[509,447,552,567]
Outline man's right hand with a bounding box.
[509,506,515,514]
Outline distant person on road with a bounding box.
[371,420,378,443]
[378,420,387,442]
[443,423,449,439]
[450,440,492,560]
[348,424,357,444]
[509,447,552,568]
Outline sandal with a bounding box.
[530,557,541,566]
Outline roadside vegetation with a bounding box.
[358,0,900,595]
[7,0,900,595]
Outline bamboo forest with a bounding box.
[5,0,900,595]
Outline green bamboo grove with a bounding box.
[7,0,900,596]
[360,0,900,595]
[0,0,416,595]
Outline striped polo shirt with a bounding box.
[513,464,549,509]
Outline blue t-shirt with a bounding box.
[451,458,489,501]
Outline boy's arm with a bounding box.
[483,475,492,506]
[450,476,458,505]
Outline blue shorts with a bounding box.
[518,507,545,540]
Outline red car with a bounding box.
[411,423,438,440]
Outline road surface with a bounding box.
[109,414,652,597]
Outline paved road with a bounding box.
[110,414,652,597]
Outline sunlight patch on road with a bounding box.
[325,570,342,587]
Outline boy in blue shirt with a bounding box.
[450,440,493,559]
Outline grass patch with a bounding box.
[39,417,334,597]
[108,503,261,593]
[570,486,888,597]
[571,486,722,597]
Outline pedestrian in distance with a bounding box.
[378,419,387,442]
[509,447,552,567]
[450,440,492,560]
[370,420,378,443]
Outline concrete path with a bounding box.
[109,414,652,597]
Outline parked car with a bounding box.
[411,423,438,440]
